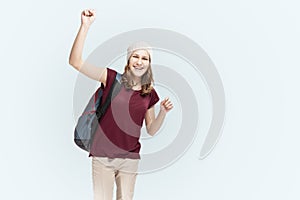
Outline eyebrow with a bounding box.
[133,53,149,58]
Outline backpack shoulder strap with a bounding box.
[96,72,122,121]
[116,72,122,82]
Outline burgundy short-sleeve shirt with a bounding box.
[89,68,160,159]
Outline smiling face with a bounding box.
[128,49,150,78]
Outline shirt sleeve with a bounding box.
[104,68,117,90]
[148,88,160,109]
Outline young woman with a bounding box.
[69,9,173,200]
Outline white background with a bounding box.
[1,0,299,199]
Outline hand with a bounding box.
[81,9,96,27]
[160,97,173,114]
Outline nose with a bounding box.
[137,58,142,65]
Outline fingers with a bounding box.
[89,9,96,16]
[82,9,96,17]
[161,97,169,103]
[162,97,173,111]
[81,9,96,26]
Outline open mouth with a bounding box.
[133,66,144,71]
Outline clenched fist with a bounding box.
[81,9,96,27]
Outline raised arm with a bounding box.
[69,9,107,84]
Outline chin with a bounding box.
[130,69,146,77]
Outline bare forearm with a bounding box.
[147,110,167,136]
[69,24,90,69]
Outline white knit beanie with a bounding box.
[126,41,153,61]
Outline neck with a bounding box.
[131,77,141,86]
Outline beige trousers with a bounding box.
[92,157,139,200]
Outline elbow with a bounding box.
[148,131,155,137]
[68,60,74,68]
[68,57,75,67]
[68,57,76,67]
[68,58,81,70]
[146,127,156,136]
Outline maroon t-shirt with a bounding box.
[89,68,160,159]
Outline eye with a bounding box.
[142,57,149,61]
[132,55,139,58]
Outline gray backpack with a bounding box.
[74,72,122,152]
